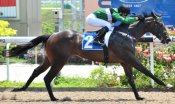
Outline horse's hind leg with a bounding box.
[121,63,144,100]
[44,57,68,101]
[13,56,50,91]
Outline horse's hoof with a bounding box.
[51,98,59,101]
[166,84,173,89]
[12,88,24,92]
[136,97,144,100]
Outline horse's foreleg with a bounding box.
[121,63,144,100]
[125,53,172,88]
[12,56,50,91]
[44,57,67,101]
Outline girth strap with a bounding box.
[102,44,109,67]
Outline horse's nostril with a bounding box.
[166,38,171,44]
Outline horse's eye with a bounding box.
[159,23,163,27]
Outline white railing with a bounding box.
[0,37,35,44]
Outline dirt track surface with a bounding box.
[0,91,175,104]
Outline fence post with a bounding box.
[34,47,38,64]
[6,43,11,81]
[150,42,154,88]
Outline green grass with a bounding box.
[0,81,45,88]
[54,76,97,87]
[0,76,97,88]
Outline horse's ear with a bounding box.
[151,11,162,19]
[151,11,157,19]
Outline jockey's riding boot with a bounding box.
[93,26,109,45]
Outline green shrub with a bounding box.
[90,66,120,87]
[41,9,55,34]
[0,20,17,36]
[119,74,129,87]
[0,20,17,59]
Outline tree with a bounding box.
[0,20,17,36]
[0,20,17,59]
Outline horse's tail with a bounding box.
[7,35,50,57]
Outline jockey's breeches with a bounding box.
[86,13,112,30]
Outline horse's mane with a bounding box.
[118,12,155,27]
[142,11,161,18]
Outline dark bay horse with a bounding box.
[8,12,172,101]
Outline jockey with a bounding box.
[86,5,144,45]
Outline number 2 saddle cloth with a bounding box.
[82,30,113,50]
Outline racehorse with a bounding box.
[8,12,172,101]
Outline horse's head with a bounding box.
[144,12,171,44]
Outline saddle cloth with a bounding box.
[82,30,113,50]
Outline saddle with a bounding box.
[82,31,111,66]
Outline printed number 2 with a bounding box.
[84,35,94,48]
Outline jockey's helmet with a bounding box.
[118,5,130,15]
